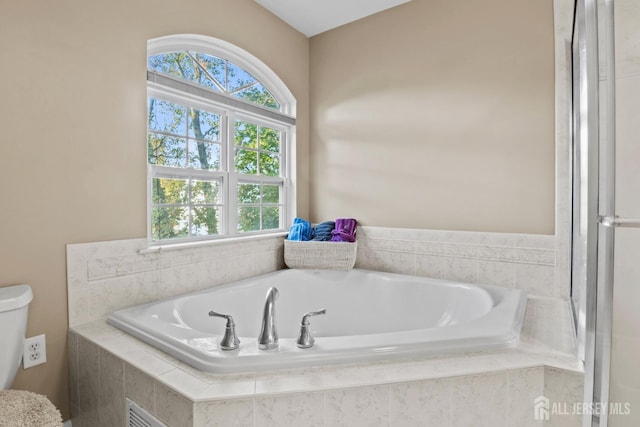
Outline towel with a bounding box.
[287,218,312,241]
[330,218,357,242]
[311,221,335,241]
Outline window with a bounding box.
[147,35,296,244]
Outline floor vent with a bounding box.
[127,398,167,427]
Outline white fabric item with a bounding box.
[0,390,62,427]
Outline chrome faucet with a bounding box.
[296,309,326,348]
[208,310,240,351]
[258,287,279,350]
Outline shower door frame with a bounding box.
[570,0,616,426]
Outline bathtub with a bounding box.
[107,269,527,374]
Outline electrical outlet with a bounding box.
[23,334,47,369]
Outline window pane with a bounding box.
[262,185,280,204]
[189,109,219,142]
[232,83,280,110]
[238,207,261,232]
[235,148,258,175]
[148,134,187,167]
[234,121,258,148]
[152,207,188,240]
[227,62,257,92]
[262,206,280,230]
[191,207,219,236]
[148,98,186,135]
[189,140,220,170]
[259,127,280,153]
[193,53,226,90]
[259,152,280,176]
[149,53,193,78]
[191,180,219,204]
[152,178,188,204]
[148,53,219,91]
[238,183,260,204]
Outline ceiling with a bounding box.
[254,0,413,37]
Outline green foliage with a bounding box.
[233,83,279,110]
[234,121,280,176]
[236,182,281,233]
[234,122,282,233]
[152,207,188,240]
[150,178,219,240]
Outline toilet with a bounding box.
[0,284,63,426]
[0,284,33,389]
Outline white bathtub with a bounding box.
[107,269,527,373]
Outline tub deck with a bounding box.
[71,294,580,404]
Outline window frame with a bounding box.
[146,35,296,246]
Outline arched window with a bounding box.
[147,35,296,243]
[148,52,281,110]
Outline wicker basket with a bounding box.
[283,240,357,270]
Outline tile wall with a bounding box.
[69,332,583,427]
[67,227,564,327]
[355,227,563,298]
[67,236,285,326]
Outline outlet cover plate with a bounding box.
[23,334,47,369]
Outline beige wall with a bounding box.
[0,0,309,419]
[309,0,555,234]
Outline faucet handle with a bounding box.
[297,309,326,349]
[209,310,240,351]
[301,309,327,325]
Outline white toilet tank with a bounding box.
[0,284,33,389]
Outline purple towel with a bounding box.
[330,218,357,242]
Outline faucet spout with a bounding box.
[258,287,279,350]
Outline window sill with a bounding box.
[139,231,288,254]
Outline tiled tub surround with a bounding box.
[69,296,581,427]
[67,227,577,426]
[355,227,563,299]
[67,235,286,327]
[67,227,563,329]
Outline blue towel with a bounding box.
[287,218,312,241]
[311,221,335,241]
